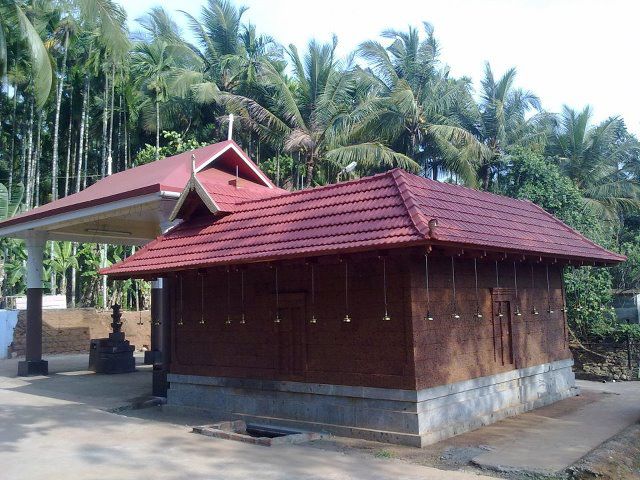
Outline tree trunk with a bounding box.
[64,98,73,197]
[83,113,89,189]
[51,31,69,201]
[34,111,43,207]
[107,64,115,173]
[101,71,109,178]
[76,78,88,193]
[117,94,122,172]
[305,153,314,188]
[50,242,56,295]
[25,99,34,208]
[155,98,160,161]
[123,105,129,169]
[8,81,18,195]
[71,243,77,307]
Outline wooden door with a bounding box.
[276,293,307,380]
[493,299,515,367]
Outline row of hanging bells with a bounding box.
[175,255,566,326]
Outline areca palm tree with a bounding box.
[131,41,175,161]
[549,106,640,222]
[347,23,483,185]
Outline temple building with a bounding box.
[101,146,624,447]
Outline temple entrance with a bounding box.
[491,288,518,368]
[276,293,307,380]
[493,300,514,366]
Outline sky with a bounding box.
[119,0,640,135]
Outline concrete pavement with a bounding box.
[0,354,491,480]
[471,379,640,474]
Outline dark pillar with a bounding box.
[152,277,172,397]
[18,233,48,376]
[144,281,163,365]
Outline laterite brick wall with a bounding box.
[168,250,571,392]
[11,308,151,356]
[410,255,571,390]
[170,256,416,389]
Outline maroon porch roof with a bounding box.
[102,168,624,278]
[0,140,280,229]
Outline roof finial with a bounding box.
[227,113,234,141]
[191,154,196,174]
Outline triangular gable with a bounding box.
[195,140,275,189]
[170,161,220,222]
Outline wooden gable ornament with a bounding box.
[169,154,220,222]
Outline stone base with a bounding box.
[17,359,48,376]
[167,359,577,447]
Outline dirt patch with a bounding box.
[568,423,640,480]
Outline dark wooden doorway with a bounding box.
[491,287,517,367]
[493,300,514,366]
[276,293,307,380]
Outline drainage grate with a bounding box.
[193,420,322,446]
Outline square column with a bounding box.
[144,279,163,365]
[18,232,48,376]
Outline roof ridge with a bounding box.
[233,169,397,207]
[389,169,431,239]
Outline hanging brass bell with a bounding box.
[532,306,539,315]
[177,316,184,326]
[475,310,483,319]
[548,307,554,314]
[343,314,351,323]
[274,313,281,324]
[310,315,317,324]
[515,306,522,316]
[383,313,391,321]
[199,316,205,325]
[425,311,434,321]
[452,312,460,319]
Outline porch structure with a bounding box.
[0,139,281,396]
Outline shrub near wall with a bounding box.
[10,309,151,356]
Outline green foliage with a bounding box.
[500,147,626,340]
[134,131,208,165]
[259,155,294,186]
[612,233,640,291]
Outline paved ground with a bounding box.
[0,354,491,480]
[471,379,640,474]
[309,379,640,477]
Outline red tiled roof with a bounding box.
[102,169,624,278]
[0,140,282,229]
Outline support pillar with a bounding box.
[18,232,48,376]
[152,277,172,397]
[144,279,163,365]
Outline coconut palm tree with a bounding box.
[454,63,543,189]
[348,23,484,185]
[0,0,52,107]
[549,106,640,222]
[220,38,418,186]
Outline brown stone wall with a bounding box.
[410,255,571,390]
[11,308,151,356]
[170,256,416,389]
[167,249,571,392]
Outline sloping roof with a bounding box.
[0,140,281,230]
[102,169,624,278]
